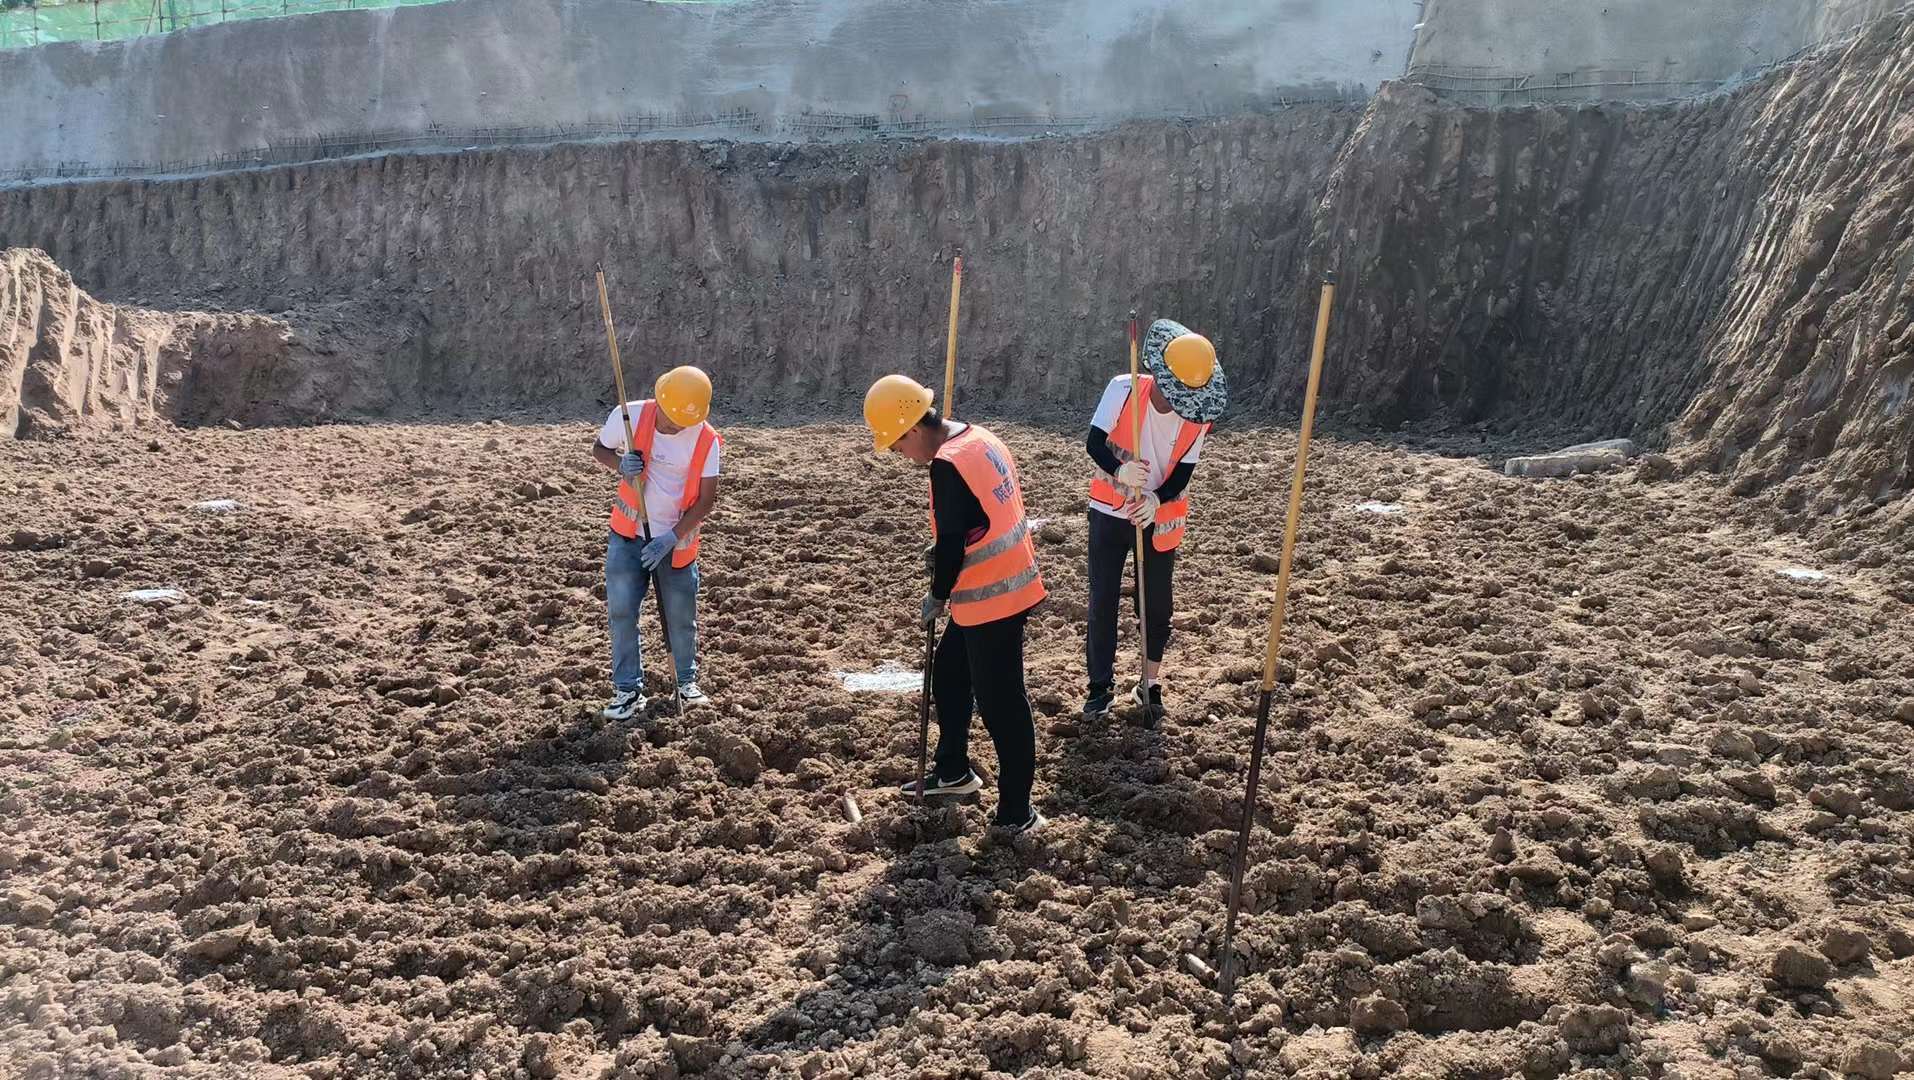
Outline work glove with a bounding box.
[1124,490,1161,528]
[619,450,646,479]
[1114,459,1151,490]
[920,593,945,630]
[640,529,677,571]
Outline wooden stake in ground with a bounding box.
[595,265,681,715]
[1127,311,1154,716]
[1216,271,1337,999]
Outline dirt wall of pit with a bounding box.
[1310,11,1914,500]
[0,11,1909,495]
[0,247,422,438]
[0,111,1363,426]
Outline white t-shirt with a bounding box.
[598,401,721,534]
[1088,375,1205,519]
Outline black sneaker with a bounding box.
[1082,682,1115,719]
[899,769,984,797]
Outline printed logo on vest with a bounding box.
[982,444,1013,504]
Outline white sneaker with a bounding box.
[601,687,645,720]
[1130,681,1164,723]
[678,682,711,709]
[997,810,1048,836]
[899,769,985,797]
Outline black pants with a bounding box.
[1086,507,1175,687]
[932,609,1035,826]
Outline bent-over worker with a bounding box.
[590,365,722,718]
[1082,319,1228,720]
[864,374,1048,836]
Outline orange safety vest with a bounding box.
[930,424,1047,627]
[1088,374,1208,552]
[608,401,721,569]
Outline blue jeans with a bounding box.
[606,531,700,691]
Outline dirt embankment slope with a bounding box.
[2,247,210,440]
[1306,12,1914,501]
[1,248,418,438]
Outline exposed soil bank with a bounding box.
[1,248,418,438]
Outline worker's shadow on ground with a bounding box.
[730,803,1025,1063]
[435,705,661,863]
[1051,702,1214,831]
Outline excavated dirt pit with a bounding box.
[3,420,1911,1079]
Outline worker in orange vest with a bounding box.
[864,374,1049,835]
[1083,320,1227,721]
[589,365,722,719]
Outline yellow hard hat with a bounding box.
[655,365,712,426]
[864,374,934,452]
[1164,333,1217,388]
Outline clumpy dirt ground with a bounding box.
[2,420,1911,1080]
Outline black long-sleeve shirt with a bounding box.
[929,457,987,601]
[1087,426,1197,502]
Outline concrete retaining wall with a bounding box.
[0,0,1413,177]
[1406,0,1909,101]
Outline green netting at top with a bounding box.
[0,0,739,49]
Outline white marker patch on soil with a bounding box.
[836,661,921,693]
[121,588,187,604]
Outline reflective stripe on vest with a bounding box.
[932,425,1047,627]
[608,401,721,568]
[1087,374,1207,552]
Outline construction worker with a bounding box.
[1082,320,1228,720]
[590,365,722,718]
[864,375,1049,835]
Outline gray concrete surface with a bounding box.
[1407,0,1907,99]
[1504,449,1628,478]
[1816,0,1910,36]
[0,0,1413,176]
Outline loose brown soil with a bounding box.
[3,420,1910,1079]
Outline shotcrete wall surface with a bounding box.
[0,0,1413,177]
[1408,0,1907,85]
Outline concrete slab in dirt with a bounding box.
[1504,448,1628,478]
[1555,438,1638,457]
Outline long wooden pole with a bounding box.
[942,253,963,416]
[1216,271,1336,999]
[919,253,962,802]
[595,265,680,714]
[1128,311,1153,712]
